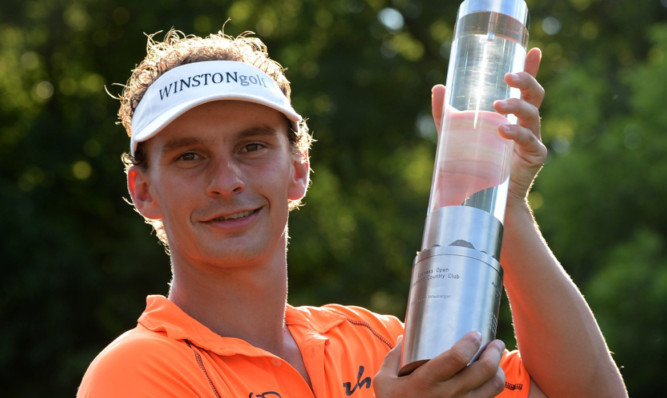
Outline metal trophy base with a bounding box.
[399,245,503,376]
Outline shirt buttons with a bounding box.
[271,358,282,367]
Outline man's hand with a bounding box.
[431,48,547,205]
[373,332,506,398]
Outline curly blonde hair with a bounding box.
[117,28,312,246]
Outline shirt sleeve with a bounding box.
[77,330,212,398]
[498,349,531,397]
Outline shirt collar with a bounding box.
[137,295,346,356]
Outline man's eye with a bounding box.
[242,143,264,153]
[177,152,199,161]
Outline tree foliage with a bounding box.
[1,0,665,396]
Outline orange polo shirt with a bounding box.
[78,295,530,397]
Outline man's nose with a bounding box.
[207,158,245,197]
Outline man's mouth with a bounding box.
[210,209,259,222]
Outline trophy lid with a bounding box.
[458,0,528,25]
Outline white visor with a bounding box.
[130,60,302,155]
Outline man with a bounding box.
[78,29,627,397]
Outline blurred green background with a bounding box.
[1,0,665,396]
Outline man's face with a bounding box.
[128,100,309,270]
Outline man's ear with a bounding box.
[288,154,310,201]
[127,166,163,220]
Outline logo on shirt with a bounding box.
[249,392,282,398]
[505,382,524,391]
[343,365,372,396]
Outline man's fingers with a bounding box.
[504,72,545,110]
[524,47,542,78]
[374,334,507,398]
[472,364,506,397]
[411,331,482,384]
[458,339,506,393]
[493,97,540,136]
[373,336,402,397]
[431,84,446,133]
[378,336,402,375]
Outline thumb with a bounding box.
[374,336,403,396]
[431,85,446,134]
[377,336,403,377]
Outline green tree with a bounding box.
[536,22,667,396]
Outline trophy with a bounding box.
[400,0,530,375]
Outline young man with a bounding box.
[78,30,627,397]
